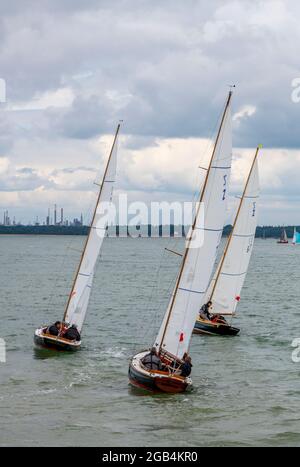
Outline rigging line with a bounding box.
[50,190,95,313]
[184,112,232,357]
[182,103,231,332]
[47,157,101,309]
[133,241,168,352]
[165,247,183,257]
[149,241,183,348]
[46,178,99,315]
[63,123,120,322]
[46,235,83,315]
[190,100,224,216]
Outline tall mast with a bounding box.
[208,145,261,303]
[63,123,121,322]
[158,91,233,355]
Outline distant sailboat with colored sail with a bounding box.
[277,228,288,244]
[34,124,120,351]
[292,227,300,245]
[128,91,233,393]
[194,145,260,336]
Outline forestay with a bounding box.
[154,93,233,360]
[64,125,120,331]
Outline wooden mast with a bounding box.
[62,123,121,322]
[158,91,233,356]
[208,144,261,304]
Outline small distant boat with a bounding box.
[129,91,233,393]
[292,227,300,245]
[194,145,261,336]
[277,228,288,244]
[34,124,120,351]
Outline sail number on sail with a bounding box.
[222,174,227,200]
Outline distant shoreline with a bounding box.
[0,225,297,238]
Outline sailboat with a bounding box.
[194,146,260,336]
[277,227,288,244]
[129,91,233,393]
[34,124,120,351]
[292,227,300,245]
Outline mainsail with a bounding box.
[154,91,233,360]
[281,229,288,242]
[63,124,120,331]
[205,146,260,316]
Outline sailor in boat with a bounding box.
[60,322,69,335]
[141,347,163,371]
[43,321,62,336]
[199,302,229,326]
[180,353,192,377]
[142,348,192,378]
[62,324,81,342]
[199,301,212,321]
[210,314,228,325]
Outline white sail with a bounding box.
[64,125,120,331]
[292,227,300,244]
[154,93,233,360]
[207,157,259,316]
[69,270,94,331]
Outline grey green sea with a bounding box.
[0,235,299,446]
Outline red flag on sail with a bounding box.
[235,295,240,301]
[179,332,184,342]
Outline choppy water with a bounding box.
[0,235,299,447]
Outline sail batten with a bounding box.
[63,124,120,331]
[154,92,233,360]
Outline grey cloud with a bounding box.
[53,95,116,139]
[50,166,94,175]
[122,135,158,150]
[0,166,54,192]
[0,115,14,154]
[0,165,97,192]
[1,0,298,146]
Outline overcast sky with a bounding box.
[0,0,300,225]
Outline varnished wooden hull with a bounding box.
[34,328,81,351]
[128,351,192,394]
[193,319,240,336]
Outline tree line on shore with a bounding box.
[0,224,296,238]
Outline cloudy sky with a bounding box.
[0,0,300,225]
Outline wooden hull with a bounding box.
[128,351,192,394]
[34,328,81,351]
[193,318,240,336]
